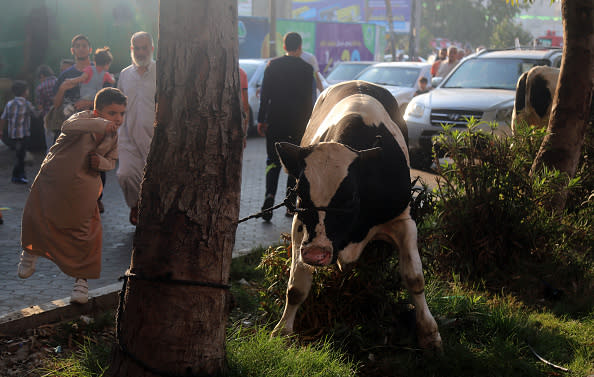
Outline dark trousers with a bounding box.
[12,138,26,179]
[265,134,297,201]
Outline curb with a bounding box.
[0,282,121,337]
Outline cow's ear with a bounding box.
[358,147,383,162]
[275,142,306,178]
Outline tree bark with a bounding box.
[106,1,243,376]
[530,0,594,210]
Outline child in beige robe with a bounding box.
[18,87,127,304]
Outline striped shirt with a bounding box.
[1,97,36,139]
[35,76,58,117]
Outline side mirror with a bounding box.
[431,77,443,87]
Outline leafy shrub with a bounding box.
[415,121,593,305]
[257,240,422,356]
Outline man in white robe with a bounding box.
[117,31,156,225]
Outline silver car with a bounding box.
[325,61,376,85]
[355,62,432,114]
[404,48,562,169]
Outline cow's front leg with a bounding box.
[390,213,442,351]
[271,219,314,336]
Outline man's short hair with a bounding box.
[94,47,113,66]
[71,34,90,47]
[131,31,153,47]
[11,80,28,97]
[283,32,302,52]
[94,87,127,110]
[36,64,54,78]
[419,77,428,84]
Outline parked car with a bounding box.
[240,58,328,136]
[239,58,269,136]
[354,62,432,114]
[404,48,563,169]
[325,61,376,85]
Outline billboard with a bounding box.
[292,0,411,33]
[238,17,384,74]
[315,22,378,74]
[238,17,269,59]
[292,0,363,22]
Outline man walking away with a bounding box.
[116,31,156,225]
[257,32,314,221]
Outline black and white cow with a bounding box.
[512,65,594,134]
[512,66,560,133]
[272,80,442,351]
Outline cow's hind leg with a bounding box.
[390,214,442,351]
[271,219,314,336]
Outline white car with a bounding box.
[325,61,376,85]
[240,58,328,135]
[404,48,563,169]
[355,62,432,114]
[239,58,269,136]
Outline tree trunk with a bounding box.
[530,0,594,210]
[106,1,243,376]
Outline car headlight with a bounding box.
[406,102,425,118]
[495,107,513,123]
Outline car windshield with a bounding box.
[442,58,547,90]
[356,66,420,87]
[239,61,261,81]
[326,63,372,81]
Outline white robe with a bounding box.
[116,61,156,208]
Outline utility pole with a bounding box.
[385,0,396,61]
[408,0,416,60]
[269,0,277,58]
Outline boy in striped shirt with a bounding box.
[0,80,38,184]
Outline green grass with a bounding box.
[39,338,112,377]
[226,326,358,377]
[37,260,593,377]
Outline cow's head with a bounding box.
[276,141,381,267]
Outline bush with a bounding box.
[415,121,593,307]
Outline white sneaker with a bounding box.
[17,250,38,279]
[70,278,89,304]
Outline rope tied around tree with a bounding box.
[115,270,230,377]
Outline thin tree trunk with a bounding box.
[530,0,594,210]
[106,1,243,376]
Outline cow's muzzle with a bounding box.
[301,246,333,266]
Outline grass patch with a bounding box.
[226,326,358,377]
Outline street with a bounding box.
[0,136,435,315]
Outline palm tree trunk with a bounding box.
[530,0,594,210]
[106,1,243,375]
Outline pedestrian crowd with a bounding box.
[2,29,317,305]
[1,31,157,304]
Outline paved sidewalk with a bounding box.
[0,136,293,316]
